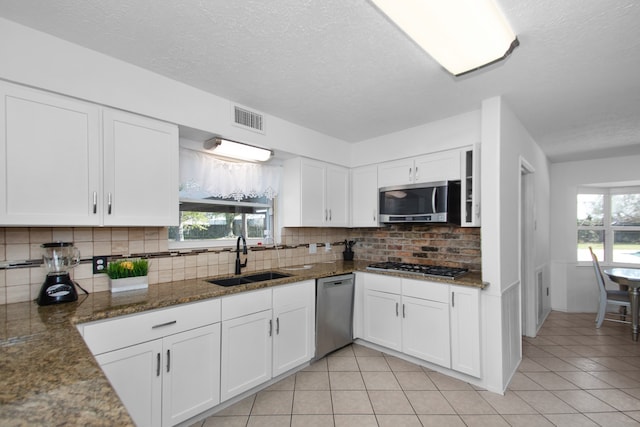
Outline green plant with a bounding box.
[107,258,149,279]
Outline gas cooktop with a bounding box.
[366,262,468,278]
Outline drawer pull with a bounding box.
[152,320,177,329]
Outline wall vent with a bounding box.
[232,104,265,134]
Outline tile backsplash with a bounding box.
[0,227,347,304]
[0,225,481,305]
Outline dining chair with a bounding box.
[589,246,630,328]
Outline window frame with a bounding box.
[168,197,275,250]
[577,186,640,266]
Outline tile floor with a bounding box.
[192,311,640,426]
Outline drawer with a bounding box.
[222,288,272,321]
[402,278,449,303]
[360,272,401,294]
[80,298,221,355]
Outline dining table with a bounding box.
[604,268,640,341]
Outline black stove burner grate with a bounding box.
[366,262,468,278]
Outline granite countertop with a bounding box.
[0,261,484,425]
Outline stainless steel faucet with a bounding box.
[235,235,248,275]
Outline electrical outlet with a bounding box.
[309,243,317,254]
[93,256,108,274]
[325,242,331,252]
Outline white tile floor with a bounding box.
[192,311,640,426]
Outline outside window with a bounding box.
[577,188,640,264]
[168,196,273,248]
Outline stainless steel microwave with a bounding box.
[378,181,461,224]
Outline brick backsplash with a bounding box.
[0,225,480,305]
[349,224,481,271]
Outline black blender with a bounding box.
[37,242,83,306]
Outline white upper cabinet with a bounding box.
[0,81,179,226]
[0,81,101,225]
[103,109,178,226]
[282,157,349,227]
[350,165,379,227]
[378,150,461,188]
[460,144,481,227]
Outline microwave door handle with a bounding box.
[432,187,437,213]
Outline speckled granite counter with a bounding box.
[0,261,484,425]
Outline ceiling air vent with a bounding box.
[232,104,265,134]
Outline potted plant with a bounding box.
[343,240,355,261]
[107,258,149,292]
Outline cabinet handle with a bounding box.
[408,167,412,181]
[152,320,177,329]
[403,304,406,318]
[395,302,399,316]
[269,319,273,337]
[325,209,328,221]
[373,210,376,221]
[166,349,171,373]
[452,292,455,307]
[92,192,97,214]
[415,166,419,181]
[156,353,161,377]
[276,317,280,335]
[329,209,332,221]
[107,193,113,215]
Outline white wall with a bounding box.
[0,18,351,166]
[480,96,550,393]
[550,154,640,312]
[349,110,481,167]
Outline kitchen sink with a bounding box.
[207,271,292,287]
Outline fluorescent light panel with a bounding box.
[371,0,518,76]
[204,137,272,162]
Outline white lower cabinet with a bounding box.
[220,281,315,401]
[80,299,221,427]
[401,295,450,367]
[221,309,273,401]
[95,323,220,427]
[95,340,162,427]
[363,289,402,351]
[358,272,481,377]
[272,281,315,376]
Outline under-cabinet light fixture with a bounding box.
[203,137,272,162]
[370,0,519,76]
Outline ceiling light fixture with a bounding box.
[203,137,272,162]
[370,0,519,76]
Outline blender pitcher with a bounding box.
[37,242,82,305]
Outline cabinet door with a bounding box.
[0,82,101,225]
[299,159,326,226]
[351,165,378,227]
[103,109,178,226]
[402,296,451,368]
[273,281,315,376]
[220,310,273,401]
[461,144,481,227]
[162,323,221,427]
[413,150,461,184]
[377,158,414,188]
[326,165,349,226]
[450,285,481,377]
[363,289,401,351]
[95,340,163,427]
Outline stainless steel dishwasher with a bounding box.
[315,273,355,360]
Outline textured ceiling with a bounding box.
[1,0,639,162]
